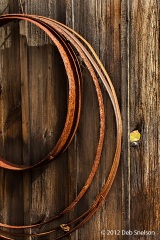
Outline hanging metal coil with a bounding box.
[0,14,122,239]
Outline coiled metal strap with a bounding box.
[0,14,122,239]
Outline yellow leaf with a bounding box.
[130,130,141,142]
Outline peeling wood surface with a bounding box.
[0,0,159,240]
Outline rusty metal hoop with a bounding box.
[0,14,122,239]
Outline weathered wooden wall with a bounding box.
[0,0,159,240]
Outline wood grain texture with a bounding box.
[121,0,131,237]
[129,1,159,239]
[69,1,122,240]
[0,0,159,240]
[0,2,24,238]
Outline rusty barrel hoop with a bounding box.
[0,14,122,240]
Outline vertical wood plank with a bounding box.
[121,0,131,237]
[21,1,68,239]
[99,1,122,239]
[67,1,101,238]
[20,20,31,240]
[66,0,122,239]
[0,0,24,237]
[129,1,159,239]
